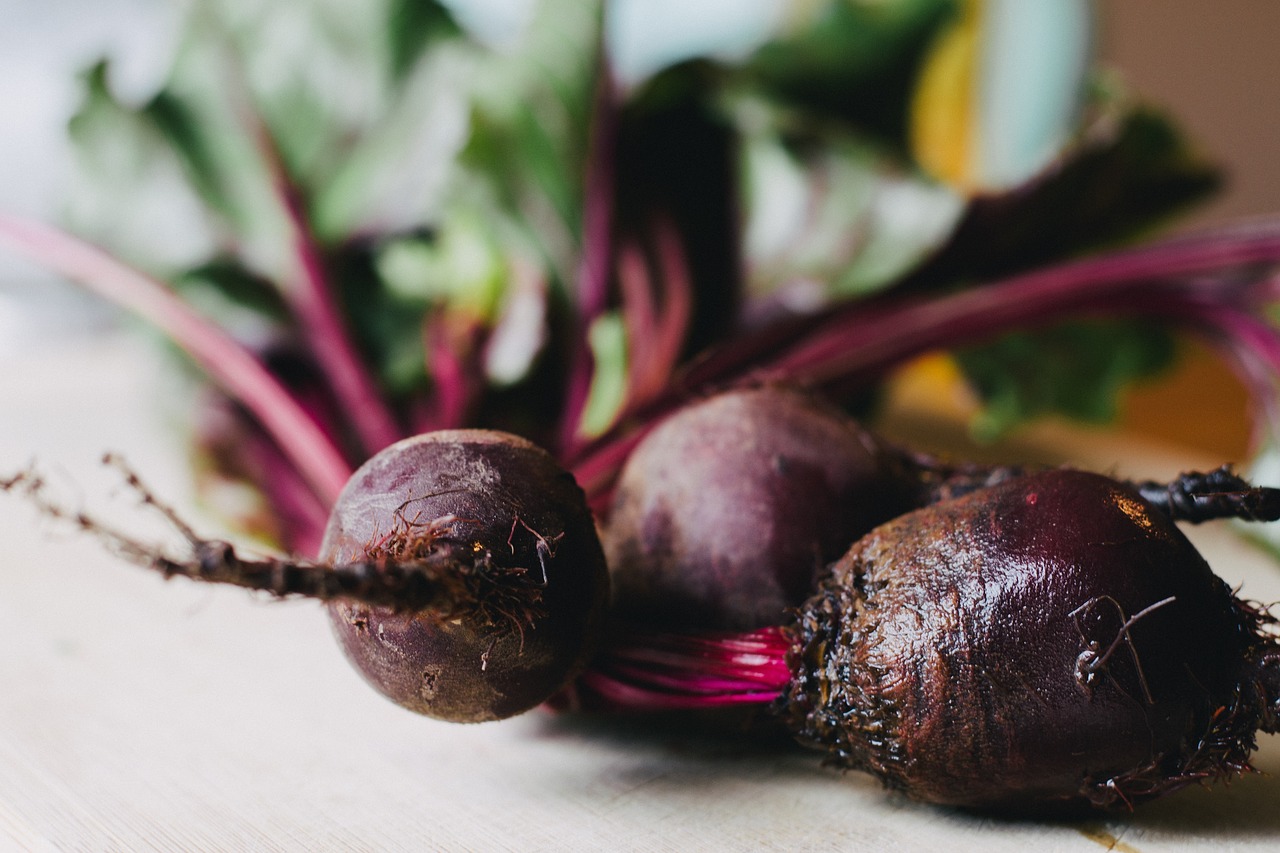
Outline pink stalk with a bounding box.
[224,47,402,457]
[577,628,793,711]
[0,215,351,507]
[418,310,486,433]
[618,219,693,413]
[576,672,785,710]
[692,220,1280,389]
[756,282,1276,395]
[569,221,1280,504]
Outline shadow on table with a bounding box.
[1122,758,1280,838]
[533,709,1280,841]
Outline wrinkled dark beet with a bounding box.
[604,386,920,631]
[321,430,609,723]
[780,469,1280,811]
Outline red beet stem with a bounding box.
[574,628,792,711]
[222,38,403,457]
[559,55,621,453]
[568,220,1280,503]
[0,215,352,507]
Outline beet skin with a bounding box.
[605,386,916,630]
[781,469,1280,811]
[321,430,609,722]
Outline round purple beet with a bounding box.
[321,430,609,722]
[604,386,915,630]
[782,469,1277,811]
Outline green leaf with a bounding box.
[139,87,239,222]
[386,0,461,82]
[737,97,962,301]
[954,319,1177,441]
[579,311,628,437]
[374,217,505,315]
[174,257,291,322]
[66,0,482,270]
[459,0,602,278]
[330,241,433,397]
[742,0,957,147]
[64,59,220,272]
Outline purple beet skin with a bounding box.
[604,386,919,631]
[781,469,1280,811]
[321,430,610,722]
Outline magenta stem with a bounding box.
[698,221,1280,389]
[569,221,1280,504]
[0,215,352,507]
[226,49,403,457]
[576,627,793,712]
[618,219,694,415]
[576,672,784,710]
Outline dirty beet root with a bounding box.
[320,430,610,722]
[3,434,610,724]
[778,469,1280,811]
[604,385,925,631]
[8,436,1280,810]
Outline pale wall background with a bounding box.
[1101,0,1280,228]
[1100,0,1280,459]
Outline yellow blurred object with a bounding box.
[909,0,1093,192]
[884,351,982,422]
[1120,344,1252,463]
[885,346,1252,462]
[909,0,979,190]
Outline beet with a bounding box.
[778,469,1280,811]
[602,384,1280,635]
[10,430,1280,812]
[2,435,609,724]
[320,430,610,722]
[604,386,921,630]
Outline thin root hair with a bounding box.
[1,457,544,625]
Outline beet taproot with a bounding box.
[778,469,1280,811]
[320,430,610,722]
[604,386,924,630]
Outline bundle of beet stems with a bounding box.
[6,1,1280,817]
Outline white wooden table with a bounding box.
[3,334,1280,851]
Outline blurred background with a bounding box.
[1,0,1277,460]
[1100,0,1280,459]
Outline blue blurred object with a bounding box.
[912,0,1093,192]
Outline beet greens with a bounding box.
[3,2,1279,552]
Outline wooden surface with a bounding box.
[3,335,1280,852]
